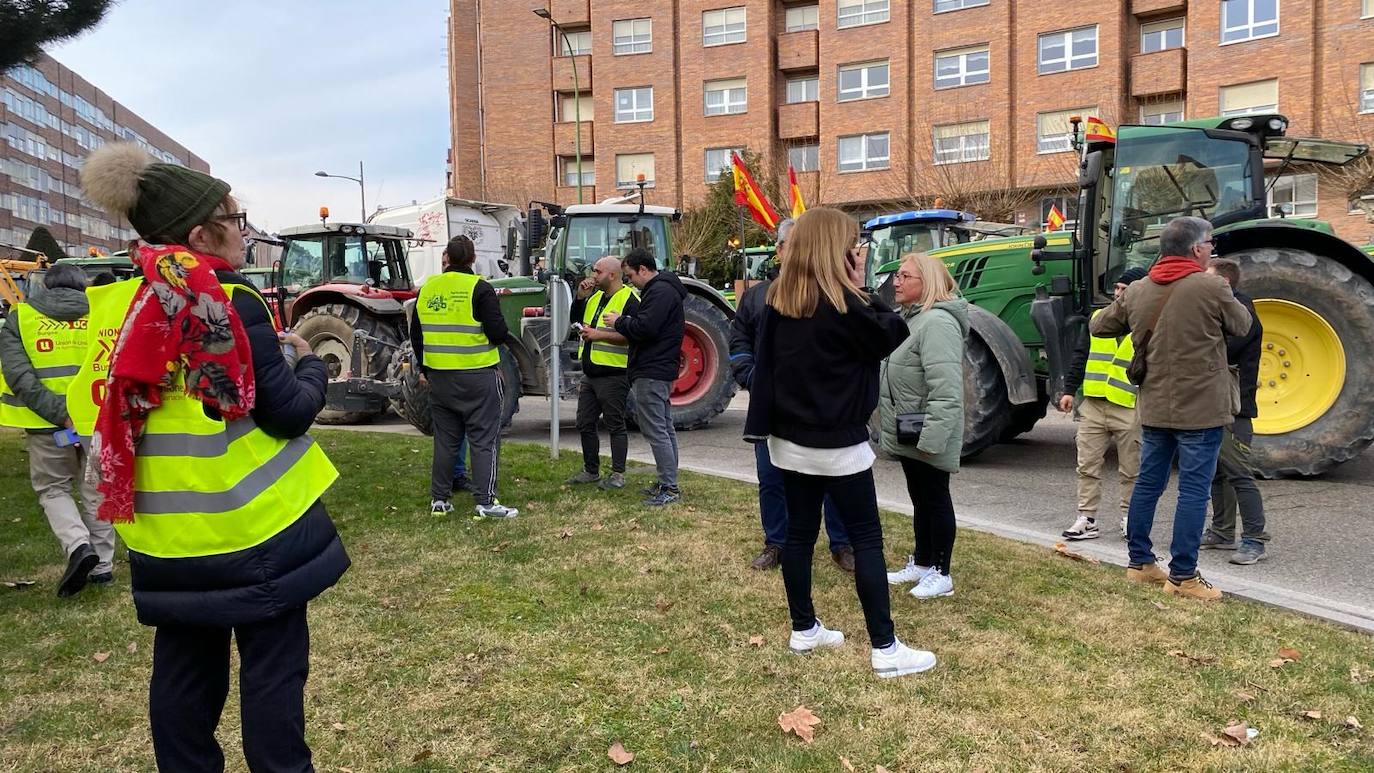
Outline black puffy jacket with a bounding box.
[127,270,350,628]
[613,271,686,383]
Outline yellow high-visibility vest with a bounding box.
[1083,309,1137,409]
[576,285,634,369]
[415,271,499,370]
[66,275,338,559]
[0,302,90,430]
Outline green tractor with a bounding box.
[391,186,739,434]
[873,114,1371,477]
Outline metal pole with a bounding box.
[548,275,562,459]
[550,19,583,205]
[738,205,746,279]
[358,161,367,221]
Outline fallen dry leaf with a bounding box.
[339,768,354,773]
[464,652,478,661]
[1234,691,1255,703]
[92,652,110,663]
[1269,658,1293,669]
[331,722,347,732]
[841,757,856,772]
[126,642,138,654]
[607,742,635,765]
[876,767,893,773]
[1352,666,1372,684]
[651,647,670,655]
[1053,542,1100,565]
[559,529,574,539]
[592,523,606,531]
[778,705,822,744]
[1346,715,1363,730]
[1222,720,1251,746]
[748,635,765,647]
[1168,649,1218,667]
[2,580,35,589]
[1277,646,1302,661]
[655,598,674,614]
[490,541,510,553]
[411,748,433,763]
[1152,601,1168,611]
[1300,710,1322,721]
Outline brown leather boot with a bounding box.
[750,545,782,570]
[1164,573,1222,601]
[1126,562,1168,585]
[831,546,856,574]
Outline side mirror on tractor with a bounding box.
[1030,234,1048,276]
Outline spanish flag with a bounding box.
[1084,116,1116,143]
[1046,204,1066,232]
[731,152,779,230]
[787,164,806,219]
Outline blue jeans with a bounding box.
[451,437,469,479]
[754,442,849,551]
[1127,426,1224,579]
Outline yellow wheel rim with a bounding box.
[1253,299,1345,435]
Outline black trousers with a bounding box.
[576,372,630,474]
[779,468,895,648]
[150,605,313,772]
[899,456,957,574]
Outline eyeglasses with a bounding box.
[894,272,918,282]
[215,212,249,233]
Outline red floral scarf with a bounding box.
[94,244,256,524]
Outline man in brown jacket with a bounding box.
[1090,216,1253,600]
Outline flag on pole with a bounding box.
[731,152,780,230]
[787,164,806,219]
[1084,116,1116,143]
[1045,204,1066,232]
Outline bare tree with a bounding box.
[1315,73,1374,227]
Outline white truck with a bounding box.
[368,196,522,282]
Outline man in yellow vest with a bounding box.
[412,235,518,518]
[1058,266,1149,541]
[567,255,640,489]
[0,263,114,597]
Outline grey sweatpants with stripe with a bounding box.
[430,367,503,505]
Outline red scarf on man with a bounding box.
[94,244,256,524]
[1148,255,1205,284]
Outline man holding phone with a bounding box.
[567,255,639,489]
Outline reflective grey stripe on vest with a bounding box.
[592,343,629,356]
[135,418,258,458]
[33,364,81,379]
[425,343,496,355]
[134,435,316,515]
[1084,373,1109,382]
[1087,352,1115,362]
[1112,358,1133,369]
[1107,378,1138,395]
[422,323,484,334]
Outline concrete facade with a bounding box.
[450,0,1374,244]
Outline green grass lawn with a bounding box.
[1,428,1372,771]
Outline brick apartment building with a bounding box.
[449,0,1374,243]
[1,54,210,256]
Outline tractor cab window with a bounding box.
[283,237,325,287]
[558,215,670,275]
[867,221,966,273]
[326,236,407,289]
[1105,127,1254,285]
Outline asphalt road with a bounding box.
[339,394,1374,632]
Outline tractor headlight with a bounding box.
[1267,118,1287,133]
[1228,117,1254,131]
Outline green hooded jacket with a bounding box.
[0,286,90,429]
[878,298,969,473]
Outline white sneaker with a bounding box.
[788,621,845,653]
[1120,515,1129,540]
[474,501,519,519]
[887,555,935,585]
[430,499,454,517]
[871,638,937,679]
[1061,515,1099,540]
[910,571,954,599]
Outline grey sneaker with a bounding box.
[1230,541,1267,565]
[565,470,601,485]
[638,482,663,496]
[1200,531,1237,550]
[430,499,454,517]
[475,501,519,519]
[599,472,626,490]
[643,487,681,507]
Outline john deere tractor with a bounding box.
[873,115,1371,476]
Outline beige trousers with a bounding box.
[1074,396,1141,517]
[27,431,115,575]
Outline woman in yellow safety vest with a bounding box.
[77,143,349,771]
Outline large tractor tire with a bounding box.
[961,335,1012,458]
[667,294,737,430]
[389,344,522,436]
[295,302,403,425]
[1001,384,1049,441]
[1231,247,1374,477]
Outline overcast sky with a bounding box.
[49,0,451,232]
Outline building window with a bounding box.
[1037,107,1095,153]
[1268,173,1317,217]
[558,93,595,122]
[561,157,594,187]
[837,132,890,172]
[1040,196,1080,228]
[704,78,747,115]
[1222,0,1279,44]
[705,147,744,182]
[1361,63,1374,113]
[556,29,592,56]
[933,120,990,164]
[614,87,654,123]
[789,143,820,172]
[703,7,747,46]
[838,61,889,101]
[1038,26,1098,74]
[934,45,989,89]
[1219,79,1278,116]
[1365,0,1374,18]
[837,0,889,28]
[615,153,655,188]
[786,75,819,103]
[785,4,819,32]
[1140,99,1184,125]
[612,19,652,55]
[1141,18,1185,53]
[934,0,988,11]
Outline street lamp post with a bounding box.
[314,161,367,221]
[534,7,582,205]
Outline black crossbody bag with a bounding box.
[884,363,927,445]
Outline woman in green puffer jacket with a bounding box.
[879,253,969,601]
